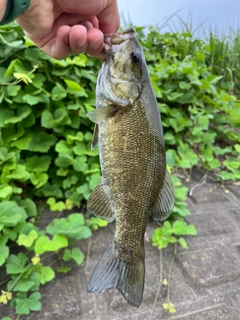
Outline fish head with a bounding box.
[98,28,147,106]
[105,28,143,82]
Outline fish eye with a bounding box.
[130,52,140,63]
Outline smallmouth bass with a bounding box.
[87,28,175,307]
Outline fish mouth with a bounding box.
[104,27,135,45]
[103,28,135,60]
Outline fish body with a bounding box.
[87,28,175,307]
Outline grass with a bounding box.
[130,11,240,96]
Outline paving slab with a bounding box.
[0,177,240,320]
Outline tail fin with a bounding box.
[87,243,144,307]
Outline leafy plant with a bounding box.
[152,220,197,251]
[0,23,239,317]
[0,212,94,314]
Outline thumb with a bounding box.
[97,0,120,33]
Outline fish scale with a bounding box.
[100,104,163,253]
[87,28,175,307]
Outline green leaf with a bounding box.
[86,217,108,231]
[202,132,217,144]
[234,144,240,152]
[2,227,18,241]
[77,183,92,200]
[173,202,190,217]
[7,85,21,96]
[38,266,55,284]
[30,172,49,188]
[17,230,38,247]
[46,197,66,211]
[8,277,36,292]
[55,154,74,167]
[4,58,24,77]
[6,253,28,274]
[24,47,41,61]
[34,234,68,255]
[41,110,53,128]
[0,235,8,246]
[11,136,32,150]
[0,107,14,128]
[67,132,84,143]
[0,185,12,199]
[178,237,188,249]
[22,93,49,105]
[200,147,214,162]
[15,292,42,315]
[223,157,240,170]
[152,227,177,250]
[219,170,236,181]
[53,108,71,125]
[88,172,100,190]
[25,155,51,172]
[31,73,46,88]
[0,147,16,164]
[46,213,92,240]
[208,159,221,169]
[73,142,87,155]
[214,146,232,155]
[18,198,37,217]
[179,81,191,89]
[172,221,197,235]
[0,244,9,267]
[55,140,72,153]
[6,164,30,182]
[4,105,32,125]
[163,221,173,235]
[35,183,63,198]
[0,201,27,226]
[56,267,72,273]
[64,79,87,97]
[63,248,84,265]
[178,143,198,167]
[51,83,67,101]
[29,132,57,152]
[72,156,88,172]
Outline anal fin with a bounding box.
[151,169,175,221]
[87,180,115,222]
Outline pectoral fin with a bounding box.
[151,170,175,221]
[91,124,99,150]
[87,106,114,123]
[87,180,115,222]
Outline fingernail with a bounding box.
[90,39,102,50]
[76,38,85,48]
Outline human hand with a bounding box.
[16,0,120,59]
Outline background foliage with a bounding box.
[0,23,239,316]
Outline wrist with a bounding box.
[0,0,31,25]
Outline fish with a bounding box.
[86,28,175,307]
